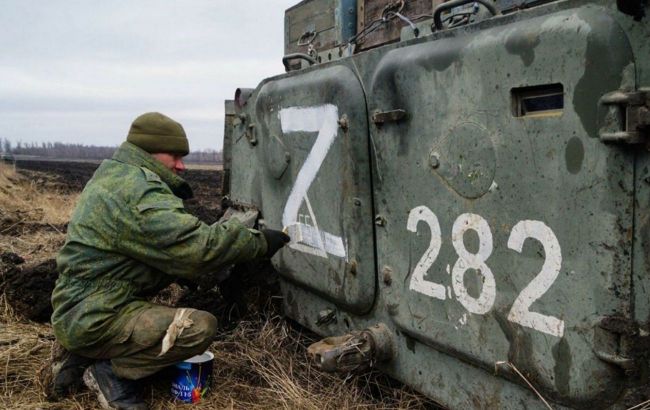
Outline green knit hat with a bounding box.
[126,112,189,156]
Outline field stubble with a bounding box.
[0,160,436,409]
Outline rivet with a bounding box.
[429,152,440,169]
[348,260,358,276]
[382,266,393,286]
[338,114,349,131]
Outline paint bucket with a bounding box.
[170,351,214,403]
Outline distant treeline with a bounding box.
[1,139,222,164]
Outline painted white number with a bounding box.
[451,214,496,314]
[407,206,446,300]
[405,207,565,337]
[279,105,347,259]
[507,220,564,337]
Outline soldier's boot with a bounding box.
[83,360,148,410]
[38,341,94,400]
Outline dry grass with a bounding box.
[0,162,435,409]
[0,163,75,263]
[149,314,432,410]
[0,312,433,410]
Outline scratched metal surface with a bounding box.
[227,0,650,408]
[365,3,636,406]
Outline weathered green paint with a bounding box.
[572,8,635,139]
[244,64,376,314]
[565,136,584,174]
[504,26,541,67]
[227,0,650,408]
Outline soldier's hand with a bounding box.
[261,229,291,258]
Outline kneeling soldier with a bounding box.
[45,112,289,409]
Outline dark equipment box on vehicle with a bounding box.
[356,0,443,51]
[284,0,444,59]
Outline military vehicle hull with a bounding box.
[225,1,650,407]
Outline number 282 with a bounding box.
[406,206,565,338]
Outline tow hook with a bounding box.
[307,323,394,372]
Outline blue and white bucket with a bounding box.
[171,351,214,403]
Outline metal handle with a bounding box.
[282,53,318,72]
[297,31,317,46]
[234,88,254,109]
[372,109,408,124]
[433,0,499,31]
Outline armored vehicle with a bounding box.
[222,0,650,408]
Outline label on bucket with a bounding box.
[171,351,214,403]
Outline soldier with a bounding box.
[44,112,290,409]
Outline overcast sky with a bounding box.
[0,0,297,151]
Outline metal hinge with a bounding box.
[594,316,650,375]
[598,89,650,143]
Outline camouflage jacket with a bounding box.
[51,142,267,351]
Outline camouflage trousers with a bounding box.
[74,304,217,380]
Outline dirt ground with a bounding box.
[0,159,437,409]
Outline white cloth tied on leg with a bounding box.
[159,308,197,357]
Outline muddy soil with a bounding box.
[16,160,99,193]
[1,251,24,267]
[2,258,57,322]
